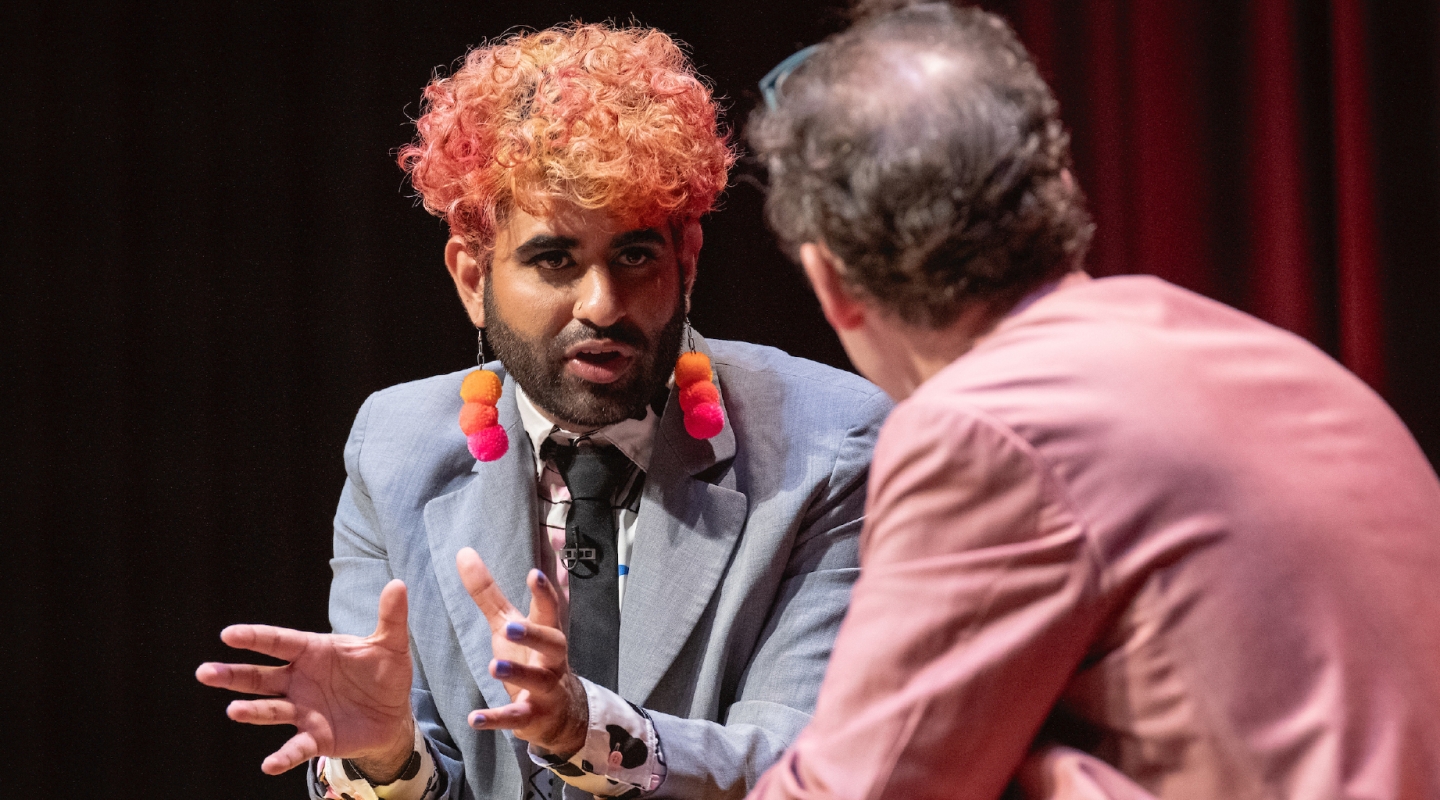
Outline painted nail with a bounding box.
[470,712,487,728]
[505,621,525,641]
[493,659,513,678]
[534,570,548,586]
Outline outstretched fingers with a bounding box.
[491,658,559,693]
[220,624,313,662]
[262,731,320,775]
[195,661,288,696]
[371,579,410,650]
[457,547,519,632]
[227,697,298,726]
[501,621,568,667]
[469,698,536,731]
[526,569,560,629]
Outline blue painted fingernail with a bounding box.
[505,621,525,641]
[493,659,513,678]
[471,712,486,727]
[534,570,548,586]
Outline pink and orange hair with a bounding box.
[398,23,735,254]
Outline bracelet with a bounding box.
[341,749,421,787]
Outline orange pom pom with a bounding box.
[674,352,712,388]
[460,369,503,405]
[679,380,719,412]
[459,401,500,435]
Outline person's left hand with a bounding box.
[456,547,589,755]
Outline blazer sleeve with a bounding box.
[310,393,468,800]
[646,390,891,800]
[749,401,1105,800]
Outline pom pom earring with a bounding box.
[676,325,724,440]
[460,328,508,462]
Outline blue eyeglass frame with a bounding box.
[758,44,821,110]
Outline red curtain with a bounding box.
[1328,0,1384,390]
[985,0,1405,395]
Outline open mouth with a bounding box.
[564,341,639,384]
[573,350,625,366]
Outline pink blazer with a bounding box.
[751,275,1440,800]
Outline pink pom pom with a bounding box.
[467,425,509,461]
[684,401,725,439]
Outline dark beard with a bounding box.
[484,281,685,428]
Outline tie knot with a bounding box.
[542,438,632,501]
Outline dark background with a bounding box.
[5,1,1437,796]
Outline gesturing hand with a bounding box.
[456,547,589,755]
[195,579,416,777]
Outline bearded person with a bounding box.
[197,22,889,800]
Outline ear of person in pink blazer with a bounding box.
[751,274,1440,800]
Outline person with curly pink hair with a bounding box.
[198,21,890,800]
[399,24,732,261]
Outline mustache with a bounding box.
[551,320,650,352]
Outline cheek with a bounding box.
[626,267,683,325]
[493,276,571,337]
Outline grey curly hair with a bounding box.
[749,2,1093,328]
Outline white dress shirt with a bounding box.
[515,383,656,609]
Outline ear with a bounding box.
[799,242,866,331]
[445,234,487,327]
[677,219,702,312]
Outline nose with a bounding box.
[573,265,623,329]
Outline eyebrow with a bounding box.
[512,234,580,260]
[610,229,666,249]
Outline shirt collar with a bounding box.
[514,382,658,472]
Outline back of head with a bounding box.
[399,23,735,257]
[750,2,1092,328]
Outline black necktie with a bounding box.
[541,438,631,692]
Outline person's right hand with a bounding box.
[195,578,416,777]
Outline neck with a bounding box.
[871,307,1003,399]
[513,382,595,434]
[535,406,593,435]
[862,270,1088,400]
[513,381,653,435]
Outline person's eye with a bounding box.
[528,251,574,271]
[614,247,656,268]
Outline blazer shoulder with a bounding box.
[365,367,470,409]
[709,339,886,409]
[345,368,475,499]
[358,368,471,442]
[708,338,892,456]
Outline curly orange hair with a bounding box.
[398,23,735,253]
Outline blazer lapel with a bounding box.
[423,371,540,714]
[619,336,748,704]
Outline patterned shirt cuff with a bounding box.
[314,725,447,800]
[529,677,667,797]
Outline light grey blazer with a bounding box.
[318,337,891,800]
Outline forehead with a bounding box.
[497,200,672,250]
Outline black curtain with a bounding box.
[4,3,852,795]
[5,2,1437,797]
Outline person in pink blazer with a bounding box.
[744,2,1440,798]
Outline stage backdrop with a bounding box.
[5,0,1437,796]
